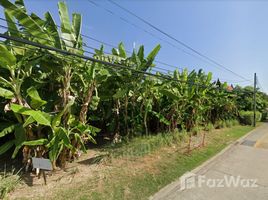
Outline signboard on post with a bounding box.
[32,158,52,185]
[32,157,53,171]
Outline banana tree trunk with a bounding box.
[113,99,121,143]
[144,110,148,136]
[124,96,129,136]
[62,66,72,127]
[79,81,96,124]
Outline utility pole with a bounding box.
[253,73,257,127]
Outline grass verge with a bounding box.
[0,170,21,199]
[46,125,255,200]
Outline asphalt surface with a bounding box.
[151,123,268,200]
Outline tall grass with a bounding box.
[0,169,21,199]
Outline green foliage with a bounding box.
[0,44,16,69]
[204,123,214,132]
[0,170,21,199]
[225,120,233,128]
[0,140,15,156]
[191,126,201,135]
[0,0,267,170]
[230,119,239,126]
[214,120,226,129]
[172,129,188,143]
[239,111,262,125]
[234,86,268,114]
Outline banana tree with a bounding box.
[0,0,99,168]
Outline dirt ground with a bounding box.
[6,130,220,199]
[8,147,168,199]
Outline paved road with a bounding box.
[151,123,268,200]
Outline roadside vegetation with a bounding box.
[0,0,267,199]
[7,124,256,200]
[0,169,21,199]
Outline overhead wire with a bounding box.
[0,18,175,74]
[107,0,251,81]
[0,2,251,82]
[256,75,264,92]
[0,39,155,81]
[0,22,250,86]
[0,9,250,88]
[0,33,240,92]
[86,0,222,69]
[0,16,180,73]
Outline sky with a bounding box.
[0,0,268,92]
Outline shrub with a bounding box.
[239,111,262,125]
[225,120,233,128]
[192,126,201,136]
[214,120,226,129]
[230,119,240,126]
[172,128,188,143]
[261,112,268,121]
[204,123,214,132]
[0,170,21,199]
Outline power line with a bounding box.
[86,0,224,72]
[0,40,85,65]
[0,23,97,56]
[0,33,179,81]
[212,79,251,84]
[0,2,250,83]
[80,32,183,71]
[0,33,236,92]
[256,75,264,92]
[107,0,251,81]
[0,23,171,74]
[0,18,174,74]
[2,4,248,83]
[0,15,249,85]
[0,16,180,73]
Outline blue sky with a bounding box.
[1,0,267,92]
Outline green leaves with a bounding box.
[151,111,170,125]
[45,12,62,49]
[10,104,51,126]
[72,13,82,45]
[147,44,161,62]
[113,88,127,99]
[137,45,144,61]
[27,87,47,109]
[0,44,16,69]
[58,2,72,34]
[0,0,251,170]
[0,140,15,155]
[56,127,72,149]
[0,0,52,45]
[160,89,181,101]
[48,127,73,162]
[51,98,75,128]
[118,42,127,58]
[23,139,48,146]
[139,44,161,71]
[58,1,76,51]
[12,124,26,158]
[0,87,14,99]
[0,124,15,138]
[4,10,20,38]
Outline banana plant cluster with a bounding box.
[0,0,267,169]
[0,0,100,168]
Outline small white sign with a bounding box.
[32,158,52,171]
